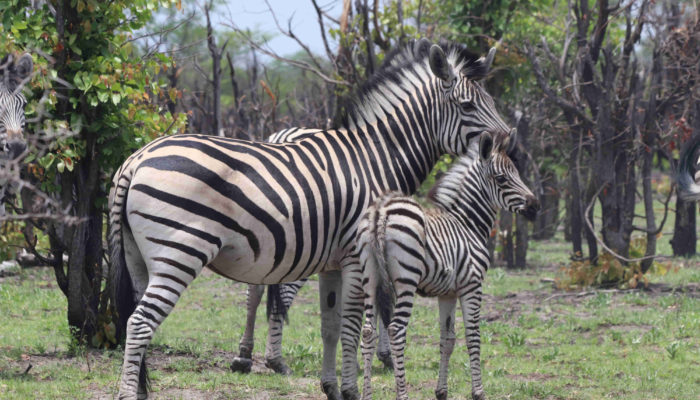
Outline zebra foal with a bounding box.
[357,131,539,400]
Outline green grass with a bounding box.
[1,243,699,399]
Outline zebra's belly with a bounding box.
[207,244,327,284]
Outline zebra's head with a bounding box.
[478,131,539,221]
[427,43,510,156]
[0,53,33,161]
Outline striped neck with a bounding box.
[429,157,496,239]
[343,62,441,194]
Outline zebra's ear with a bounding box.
[14,54,33,81]
[479,132,493,161]
[3,54,33,92]
[505,128,518,154]
[413,38,432,59]
[429,44,452,82]
[464,47,496,80]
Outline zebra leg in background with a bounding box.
[340,258,364,400]
[435,296,457,400]
[376,318,393,369]
[459,281,485,400]
[231,284,264,373]
[264,279,307,375]
[319,270,342,400]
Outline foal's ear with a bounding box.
[479,132,493,161]
[429,44,452,82]
[504,128,518,154]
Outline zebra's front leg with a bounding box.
[319,270,342,400]
[459,281,485,400]
[340,259,364,400]
[435,296,457,400]
[231,284,264,374]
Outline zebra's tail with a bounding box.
[371,199,395,329]
[108,168,151,394]
[678,134,700,201]
[266,284,288,322]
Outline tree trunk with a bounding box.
[513,113,530,268]
[52,0,105,344]
[499,210,514,269]
[568,129,584,258]
[533,168,559,240]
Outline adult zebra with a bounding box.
[357,132,539,400]
[677,133,700,201]
[0,53,33,216]
[232,125,393,376]
[109,39,512,400]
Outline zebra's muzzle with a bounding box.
[518,196,540,222]
[6,139,27,160]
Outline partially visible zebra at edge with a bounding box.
[677,133,700,201]
[109,38,513,400]
[357,131,539,400]
[0,53,33,216]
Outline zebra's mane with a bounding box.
[339,40,486,130]
[425,142,510,210]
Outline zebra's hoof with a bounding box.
[377,351,394,370]
[341,388,360,400]
[265,356,292,375]
[471,388,486,400]
[230,356,253,374]
[321,381,341,400]
[435,388,447,400]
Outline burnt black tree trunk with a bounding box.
[513,113,531,268]
[52,0,104,342]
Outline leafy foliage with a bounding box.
[556,237,675,289]
[1,0,187,186]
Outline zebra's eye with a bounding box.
[495,175,507,185]
[460,101,476,112]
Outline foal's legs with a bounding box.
[435,296,457,400]
[459,281,485,400]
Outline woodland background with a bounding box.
[0,1,698,398]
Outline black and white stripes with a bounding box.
[678,134,700,201]
[356,132,539,400]
[108,39,511,400]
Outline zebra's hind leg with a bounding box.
[118,274,192,399]
[386,279,419,400]
[459,281,485,400]
[435,296,457,400]
[319,270,342,400]
[264,279,307,375]
[360,257,378,400]
[231,284,264,373]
